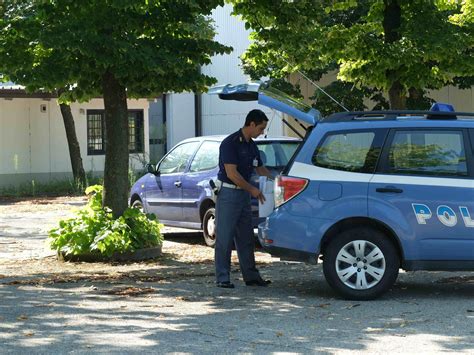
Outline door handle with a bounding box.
[174,181,182,188]
[376,186,403,193]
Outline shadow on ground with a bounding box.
[163,231,205,245]
[1,257,473,353]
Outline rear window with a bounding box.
[312,131,376,172]
[256,141,299,169]
[388,130,468,177]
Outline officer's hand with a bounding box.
[250,187,266,204]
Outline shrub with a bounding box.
[49,185,163,257]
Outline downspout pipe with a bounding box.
[194,66,202,137]
[194,92,202,137]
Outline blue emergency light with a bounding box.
[430,102,455,112]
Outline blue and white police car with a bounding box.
[211,82,474,300]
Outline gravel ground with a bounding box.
[0,197,473,354]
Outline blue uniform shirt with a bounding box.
[217,129,262,184]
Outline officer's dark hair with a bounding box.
[244,109,269,126]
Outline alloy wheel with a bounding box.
[335,240,386,290]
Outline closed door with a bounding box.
[181,140,220,222]
[369,129,474,262]
[146,141,200,223]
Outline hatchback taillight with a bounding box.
[274,176,308,208]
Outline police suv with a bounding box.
[211,83,474,300]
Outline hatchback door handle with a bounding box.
[174,181,182,188]
[376,186,403,193]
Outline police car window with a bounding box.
[388,131,467,177]
[159,142,200,174]
[189,141,220,172]
[313,132,375,172]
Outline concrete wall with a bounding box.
[0,97,149,188]
[429,86,474,112]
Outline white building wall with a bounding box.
[166,93,195,149]
[0,97,149,187]
[200,4,283,137]
[0,99,30,176]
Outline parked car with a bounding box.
[212,82,474,300]
[129,135,300,247]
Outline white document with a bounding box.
[258,176,275,218]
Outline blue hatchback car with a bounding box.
[211,82,474,300]
[129,135,299,247]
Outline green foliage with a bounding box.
[406,89,435,110]
[49,185,163,257]
[0,0,232,102]
[231,0,474,109]
[0,0,232,218]
[268,78,304,100]
[310,81,389,116]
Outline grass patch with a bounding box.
[0,176,103,198]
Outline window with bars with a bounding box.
[87,110,144,155]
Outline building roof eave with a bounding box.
[0,88,58,99]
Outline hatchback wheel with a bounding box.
[323,227,399,300]
[202,207,216,247]
[131,199,144,213]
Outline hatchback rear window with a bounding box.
[312,131,376,172]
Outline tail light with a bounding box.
[274,175,308,208]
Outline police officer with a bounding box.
[215,109,273,288]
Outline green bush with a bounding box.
[49,185,163,257]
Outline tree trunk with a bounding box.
[58,102,87,186]
[388,80,405,110]
[102,70,129,218]
[383,0,406,109]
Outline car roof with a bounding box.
[324,110,474,123]
[178,135,301,144]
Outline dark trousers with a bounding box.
[214,187,260,283]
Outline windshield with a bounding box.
[256,141,299,169]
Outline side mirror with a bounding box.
[146,163,159,175]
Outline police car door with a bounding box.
[369,128,474,266]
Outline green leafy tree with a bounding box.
[0,0,231,217]
[231,0,474,110]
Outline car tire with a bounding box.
[131,199,144,213]
[202,207,216,248]
[323,227,400,300]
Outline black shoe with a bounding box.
[245,279,271,287]
[216,281,235,289]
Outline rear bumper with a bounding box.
[258,222,318,264]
